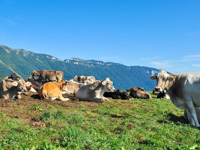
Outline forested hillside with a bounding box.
[0,45,159,90]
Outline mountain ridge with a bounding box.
[0,44,159,90]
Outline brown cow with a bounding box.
[127,87,152,99]
[38,80,69,101]
[30,70,64,82]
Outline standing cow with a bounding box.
[150,70,200,128]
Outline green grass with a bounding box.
[0,95,200,149]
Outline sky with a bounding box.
[0,0,200,74]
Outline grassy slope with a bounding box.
[0,94,199,150]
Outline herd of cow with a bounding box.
[0,70,155,102]
[1,69,200,128]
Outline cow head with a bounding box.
[30,70,40,79]
[12,79,29,92]
[8,73,20,80]
[150,70,175,92]
[102,77,116,92]
[60,80,68,92]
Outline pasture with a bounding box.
[0,92,199,149]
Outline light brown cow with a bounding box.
[30,70,64,82]
[0,77,30,100]
[75,77,115,103]
[150,70,200,128]
[38,80,69,101]
[64,82,83,94]
[127,87,152,99]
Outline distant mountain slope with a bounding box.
[0,45,160,90]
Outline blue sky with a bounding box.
[0,0,200,74]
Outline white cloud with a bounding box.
[192,64,200,68]
[181,55,200,62]
[151,61,172,69]
[184,55,200,58]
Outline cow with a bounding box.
[38,80,69,101]
[8,73,20,80]
[17,81,37,97]
[74,75,96,84]
[27,78,47,92]
[64,82,83,94]
[30,70,64,82]
[127,87,152,99]
[75,77,115,103]
[104,89,129,100]
[126,87,144,92]
[0,77,30,100]
[150,70,200,128]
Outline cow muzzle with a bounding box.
[110,88,116,92]
[154,87,163,92]
[21,89,27,92]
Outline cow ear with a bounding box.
[106,77,110,81]
[26,82,32,86]
[63,82,67,86]
[168,76,175,82]
[12,81,18,86]
[150,75,156,80]
[102,80,107,85]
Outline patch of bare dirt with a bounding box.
[0,92,99,125]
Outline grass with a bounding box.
[0,93,200,149]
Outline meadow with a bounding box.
[0,92,199,150]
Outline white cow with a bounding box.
[150,70,200,128]
[75,77,115,103]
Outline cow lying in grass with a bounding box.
[75,77,115,103]
[0,77,30,100]
[38,80,69,101]
[73,75,96,84]
[127,87,152,99]
[64,82,83,94]
[104,89,129,100]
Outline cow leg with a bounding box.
[59,94,69,101]
[185,109,194,126]
[89,98,103,103]
[185,102,199,128]
[49,97,57,100]
[102,97,111,102]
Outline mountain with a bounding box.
[0,44,160,90]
